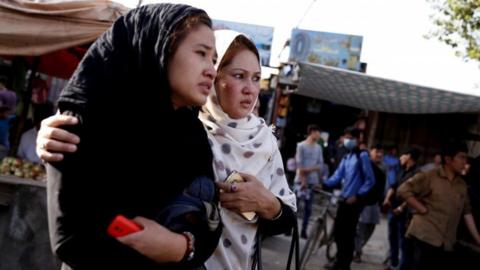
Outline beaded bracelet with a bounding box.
[181,231,195,262]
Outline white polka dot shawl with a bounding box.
[200,30,296,270]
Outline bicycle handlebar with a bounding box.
[312,186,334,197]
[312,185,344,205]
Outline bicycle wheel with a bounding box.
[325,230,337,262]
[299,218,325,270]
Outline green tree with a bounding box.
[427,0,480,62]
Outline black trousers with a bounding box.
[333,201,363,270]
[412,237,452,270]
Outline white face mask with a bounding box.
[343,138,357,150]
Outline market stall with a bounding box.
[0,1,129,269]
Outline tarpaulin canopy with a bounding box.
[0,0,129,79]
[31,46,88,79]
[296,62,480,114]
[0,0,129,56]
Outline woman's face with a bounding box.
[215,49,261,119]
[168,24,217,109]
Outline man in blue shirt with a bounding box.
[323,127,375,270]
[383,146,400,194]
[382,146,401,269]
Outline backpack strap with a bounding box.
[355,149,365,181]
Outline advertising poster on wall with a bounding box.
[213,19,274,67]
[289,28,363,71]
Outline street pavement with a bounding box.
[262,216,389,270]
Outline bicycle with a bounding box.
[299,189,339,270]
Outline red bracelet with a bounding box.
[181,231,195,262]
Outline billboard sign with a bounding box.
[289,29,363,71]
[213,19,274,67]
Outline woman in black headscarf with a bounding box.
[45,4,220,269]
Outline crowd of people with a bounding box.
[0,74,53,164]
[293,124,480,270]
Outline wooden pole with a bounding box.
[367,111,379,149]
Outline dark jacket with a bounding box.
[391,164,420,218]
[47,4,214,269]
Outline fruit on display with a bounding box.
[0,157,46,181]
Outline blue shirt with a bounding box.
[324,151,375,199]
[384,154,400,188]
[0,115,15,148]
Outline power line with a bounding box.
[295,0,317,28]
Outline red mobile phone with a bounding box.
[107,215,143,237]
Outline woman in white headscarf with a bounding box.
[36,30,297,270]
[200,30,297,269]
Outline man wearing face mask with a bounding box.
[323,127,375,270]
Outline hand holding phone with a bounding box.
[224,171,257,221]
[107,215,143,237]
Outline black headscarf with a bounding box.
[58,3,211,113]
[48,4,215,269]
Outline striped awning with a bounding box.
[295,62,480,114]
